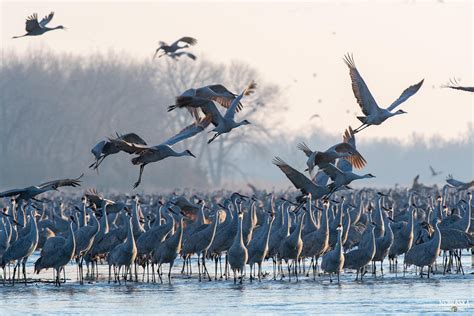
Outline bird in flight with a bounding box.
[429,165,442,177]
[344,53,424,133]
[12,12,66,39]
[153,36,197,59]
[0,175,82,203]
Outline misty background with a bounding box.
[1,1,473,192]
[1,48,472,192]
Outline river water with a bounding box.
[0,252,473,314]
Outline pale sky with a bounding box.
[1,0,473,141]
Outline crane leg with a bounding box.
[133,164,147,189]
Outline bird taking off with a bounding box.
[12,12,66,39]
[154,36,197,59]
[344,53,424,133]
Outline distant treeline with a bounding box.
[1,49,472,192]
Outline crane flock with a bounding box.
[1,11,473,287]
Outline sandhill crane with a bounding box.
[297,138,366,174]
[445,175,474,191]
[168,83,252,120]
[85,189,128,215]
[0,175,82,203]
[372,218,394,276]
[321,224,345,284]
[74,209,100,284]
[89,133,147,170]
[322,163,375,196]
[343,54,424,133]
[279,212,305,282]
[389,209,415,275]
[152,211,185,284]
[1,204,38,285]
[344,226,376,281]
[228,212,248,284]
[304,200,330,279]
[247,212,274,281]
[429,166,442,177]
[34,219,75,286]
[182,210,220,281]
[404,222,441,278]
[12,12,65,39]
[108,217,137,284]
[154,36,197,58]
[207,81,256,144]
[109,118,211,188]
[442,78,474,92]
[273,157,330,201]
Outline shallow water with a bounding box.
[0,252,473,314]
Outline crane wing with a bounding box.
[25,13,40,32]
[39,11,54,28]
[386,79,424,112]
[164,115,212,146]
[313,170,330,187]
[38,174,83,190]
[343,126,356,148]
[108,137,150,155]
[296,142,313,158]
[272,157,316,196]
[174,36,197,46]
[321,163,344,181]
[333,142,366,169]
[223,81,256,121]
[343,54,381,116]
[442,78,474,92]
[446,175,465,188]
[119,133,147,146]
[0,188,27,198]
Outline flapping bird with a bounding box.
[344,54,424,133]
[322,163,375,196]
[429,165,442,177]
[13,12,65,39]
[442,78,474,93]
[154,36,197,58]
[109,118,211,188]
[0,175,82,203]
[90,133,147,170]
[207,81,256,143]
[168,83,256,120]
[297,135,366,174]
[272,157,330,201]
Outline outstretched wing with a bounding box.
[343,126,356,148]
[334,142,366,169]
[343,53,381,116]
[25,13,40,32]
[39,11,54,28]
[321,163,344,181]
[108,137,150,155]
[223,81,256,121]
[297,142,313,158]
[119,133,147,146]
[272,157,315,195]
[0,188,27,198]
[38,174,83,190]
[173,36,197,47]
[84,188,103,206]
[442,78,474,92]
[386,79,424,112]
[164,115,212,146]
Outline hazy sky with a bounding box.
[2,0,472,141]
